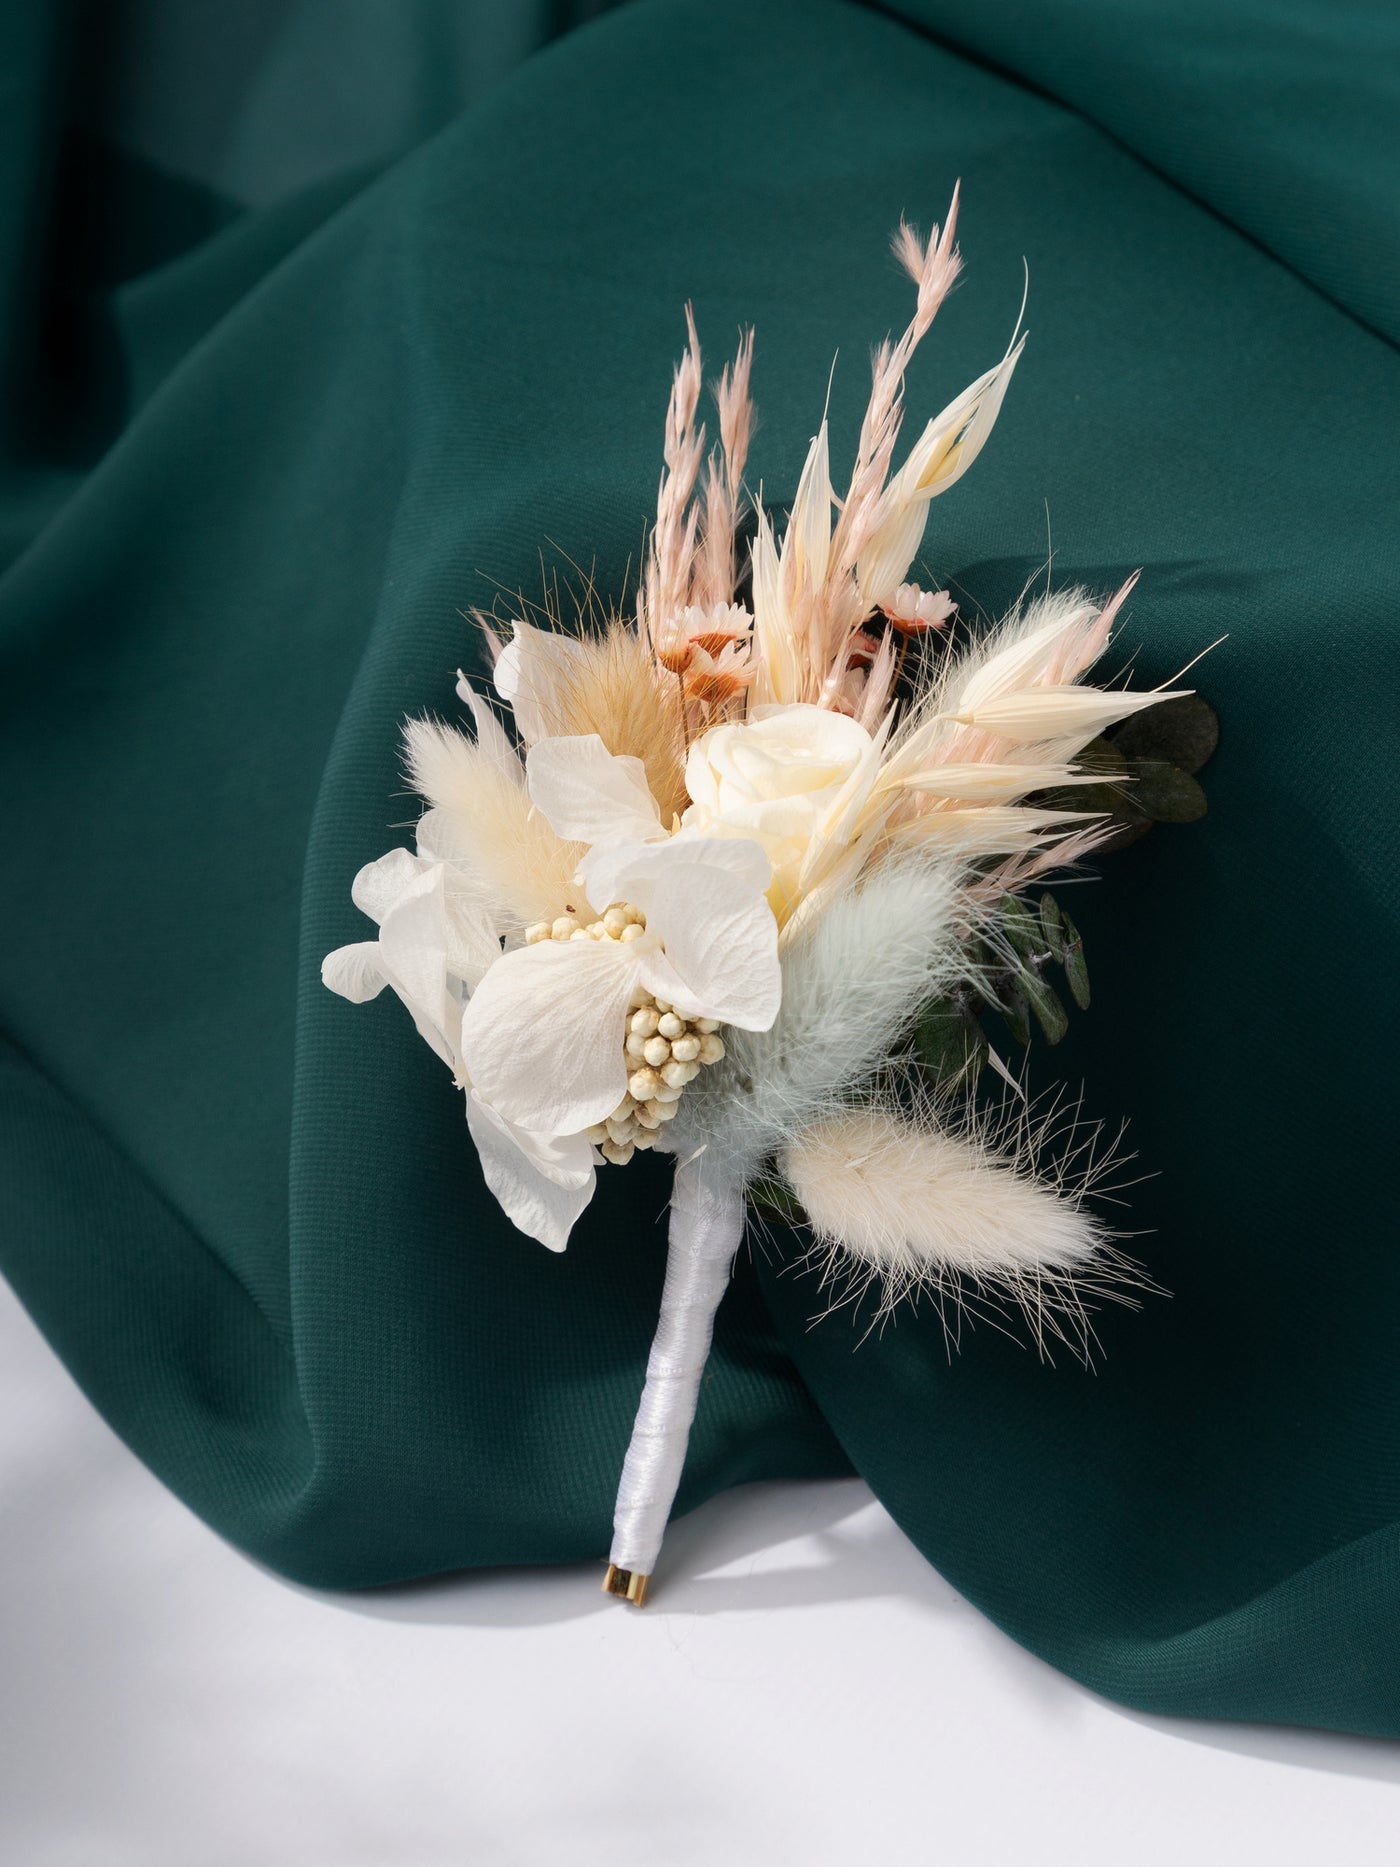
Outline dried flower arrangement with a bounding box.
[324,188,1210,1604]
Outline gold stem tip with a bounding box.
[602,1563,651,1607]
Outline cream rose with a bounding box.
[682,705,880,921]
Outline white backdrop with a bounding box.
[2,1276,1395,1867]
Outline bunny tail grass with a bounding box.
[779,1087,1149,1361]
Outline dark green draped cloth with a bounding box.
[3,0,1398,1736]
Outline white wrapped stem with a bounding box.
[607,1147,746,1586]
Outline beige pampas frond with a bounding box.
[675,858,971,1167]
[474,609,690,822]
[539,621,690,823]
[402,718,587,929]
[779,1088,1144,1358]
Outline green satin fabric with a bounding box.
[3,0,1398,1735]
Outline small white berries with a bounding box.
[535,901,729,1172]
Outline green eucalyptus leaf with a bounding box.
[1039,892,1066,962]
[1095,795,1155,850]
[994,981,1032,1048]
[1022,971,1071,1044]
[1110,694,1219,773]
[1060,908,1091,1010]
[1129,758,1209,823]
[915,997,989,1086]
[999,893,1044,963]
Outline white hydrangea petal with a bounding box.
[584,830,771,919]
[526,734,662,848]
[661,831,772,893]
[643,862,780,1031]
[351,846,427,926]
[377,868,464,1070]
[493,621,589,744]
[465,1094,596,1253]
[442,893,502,992]
[413,808,471,866]
[460,937,638,1133]
[321,942,387,1004]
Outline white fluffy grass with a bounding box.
[673,858,970,1168]
[783,1104,1099,1281]
[775,1082,1147,1362]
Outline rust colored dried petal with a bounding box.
[687,670,748,705]
[657,641,695,674]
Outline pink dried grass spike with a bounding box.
[695,326,755,610]
[643,305,708,646]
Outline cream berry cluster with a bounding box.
[523,904,726,1165]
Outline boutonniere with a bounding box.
[325,189,1212,1605]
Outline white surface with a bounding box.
[1,1277,1396,1867]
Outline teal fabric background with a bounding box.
[2,0,1398,1735]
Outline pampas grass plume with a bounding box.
[545,623,689,823]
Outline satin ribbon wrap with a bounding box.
[609,1148,748,1578]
